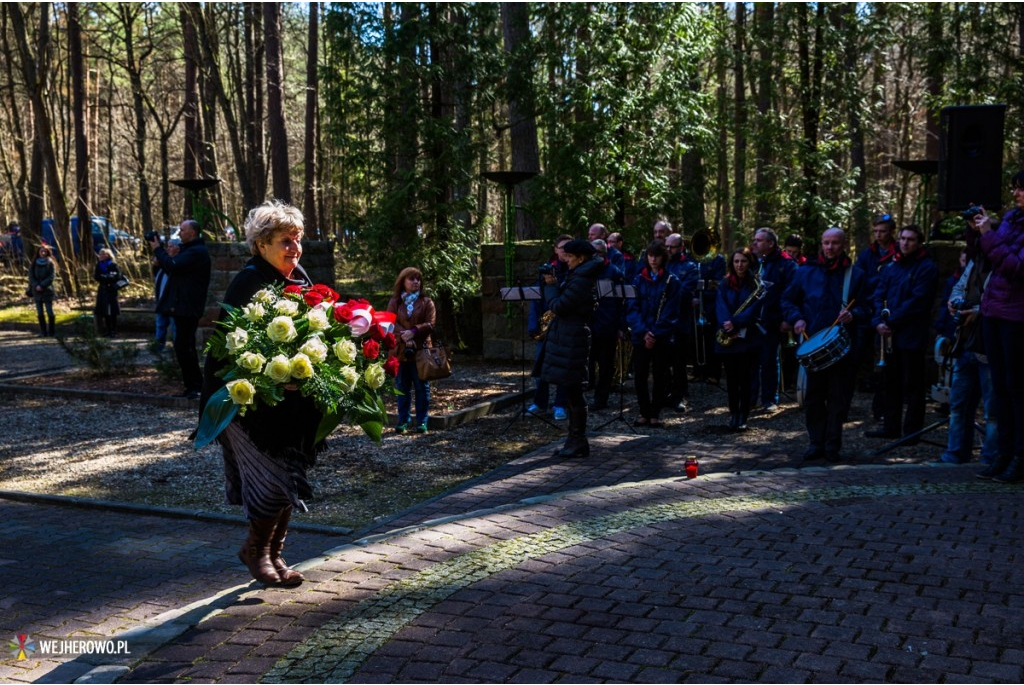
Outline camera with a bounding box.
[144,230,163,245]
[538,263,555,277]
[961,205,983,220]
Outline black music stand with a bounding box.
[595,280,638,433]
[500,283,559,432]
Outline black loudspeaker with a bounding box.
[937,104,1006,211]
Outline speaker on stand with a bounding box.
[937,104,1006,212]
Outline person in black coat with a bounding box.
[537,239,602,458]
[93,248,122,337]
[149,219,212,398]
[200,200,317,588]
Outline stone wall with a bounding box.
[200,241,335,330]
[480,241,549,360]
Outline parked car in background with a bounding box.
[41,216,137,258]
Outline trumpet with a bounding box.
[876,304,892,367]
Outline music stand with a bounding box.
[500,284,558,431]
[595,280,638,433]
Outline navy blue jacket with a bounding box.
[755,247,797,329]
[782,255,870,358]
[714,274,763,354]
[871,248,939,351]
[154,237,212,318]
[666,253,700,334]
[626,267,680,346]
[696,254,726,325]
[855,241,896,318]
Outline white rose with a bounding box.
[306,308,330,332]
[364,363,385,389]
[299,337,328,364]
[332,339,358,365]
[242,302,266,323]
[253,288,276,305]
[338,366,360,392]
[264,354,292,383]
[266,316,298,343]
[226,379,256,406]
[289,353,315,379]
[237,351,267,373]
[274,299,300,316]
[225,327,249,353]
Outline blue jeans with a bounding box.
[396,359,430,427]
[155,312,175,346]
[941,353,997,464]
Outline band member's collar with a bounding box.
[726,273,749,289]
[815,253,851,271]
[873,242,896,262]
[641,266,664,282]
[894,246,927,263]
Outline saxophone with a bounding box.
[716,275,765,347]
[533,310,555,340]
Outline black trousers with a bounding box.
[588,334,618,407]
[722,352,755,421]
[633,340,671,419]
[173,315,203,392]
[805,354,857,453]
[669,333,691,404]
[881,347,928,436]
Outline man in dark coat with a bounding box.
[149,219,212,398]
[867,224,939,442]
[750,227,796,412]
[783,227,870,462]
[665,233,700,412]
[538,239,602,458]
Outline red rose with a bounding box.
[303,290,325,307]
[383,332,398,350]
[334,304,354,323]
[311,284,339,303]
[369,325,384,342]
[383,355,400,377]
[283,284,303,296]
[362,339,381,360]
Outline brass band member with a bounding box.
[782,228,869,462]
[867,224,939,443]
[715,247,761,431]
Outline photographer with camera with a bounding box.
[527,235,572,420]
[148,219,211,399]
[149,232,179,353]
[972,171,1024,482]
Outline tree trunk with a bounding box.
[264,2,291,203]
[731,2,747,245]
[304,1,320,235]
[118,5,154,238]
[501,1,540,239]
[714,3,730,238]
[925,5,945,163]
[753,2,775,225]
[181,4,201,216]
[245,3,267,202]
[69,3,92,254]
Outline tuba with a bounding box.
[716,275,765,347]
[689,228,720,263]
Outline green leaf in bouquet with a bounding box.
[194,386,239,449]
[358,419,384,444]
[314,411,344,444]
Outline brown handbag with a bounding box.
[415,345,452,381]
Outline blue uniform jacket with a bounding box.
[756,247,797,328]
[696,254,726,325]
[871,249,939,351]
[626,267,680,346]
[782,255,870,358]
[855,241,896,317]
[714,275,763,354]
[666,253,700,334]
[592,258,625,338]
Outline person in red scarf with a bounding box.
[783,228,870,461]
[856,214,898,420]
[714,247,761,431]
[867,224,939,443]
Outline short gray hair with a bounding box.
[591,238,608,255]
[244,200,304,256]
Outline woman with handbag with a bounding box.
[28,244,58,336]
[387,267,436,434]
[93,248,122,337]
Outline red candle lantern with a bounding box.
[685,455,699,479]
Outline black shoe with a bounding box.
[801,448,825,462]
[864,429,899,439]
[993,456,1024,484]
[825,451,842,463]
[977,457,1011,480]
[728,414,739,430]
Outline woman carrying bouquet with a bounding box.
[28,244,57,336]
[201,200,317,587]
[93,248,121,337]
[386,267,436,433]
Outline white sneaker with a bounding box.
[764,403,779,413]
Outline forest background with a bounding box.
[2,2,1023,340]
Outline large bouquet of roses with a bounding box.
[194,283,399,448]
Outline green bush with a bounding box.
[55,314,140,375]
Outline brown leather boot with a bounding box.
[238,517,282,585]
[269,506,305,587]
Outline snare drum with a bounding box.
[796,326,851,372]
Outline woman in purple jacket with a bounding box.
[974,171,1024,482]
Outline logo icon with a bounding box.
[9,634,34,660]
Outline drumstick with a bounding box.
[828,299,855,329]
